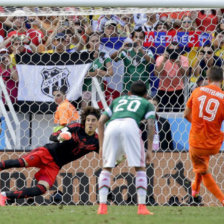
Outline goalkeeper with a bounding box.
[0,106,100,206]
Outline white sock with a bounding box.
[136,171,147,205]
[98,170,111,204]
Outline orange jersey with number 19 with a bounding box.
[186,84,224,150]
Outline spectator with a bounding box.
[7,13,43,46]
[179,15,197,32]
[101,20,120,38]
[0,48,18,106]
[111,28,154,94]
[43,32,84,53]
[82,32,113,108]
[119,14,135,36]
[154,21,169,32]
[141,13,157,32]
[216,17,224,33]
[96,15,124,33]
[53,87,79,132]
[193,44,223,82]
[213,31,224,60]
[38,15,59,35]
[155,42,189,112]
[140,96,174,151]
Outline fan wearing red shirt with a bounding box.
[8,16,43,46]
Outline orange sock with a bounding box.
[202,173,224,203]
[192,173,202,193]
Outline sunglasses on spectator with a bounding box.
[183,20,192,24]
[201,50,213,54]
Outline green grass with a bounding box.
[0,206,223,224]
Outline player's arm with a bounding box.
[184,105,192,123]
[98,114,110,157]
[146,118,155,164]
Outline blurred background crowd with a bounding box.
[0,7,224,113]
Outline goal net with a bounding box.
[0,6,223,206]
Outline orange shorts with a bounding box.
[189,146,220,174]
[22,147,60,187]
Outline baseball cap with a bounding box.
[105,19,117,27]
[0,48,9,54]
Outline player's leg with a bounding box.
[190,147,224,205]
[0,158,26,171]
[122,119,153,215]
[98,168,112,215]
[0,148,60,206]
[135,167,154,215]
[202,172,224,205]
[97,120,122,214]
[189,148,203,197]
[0,181,49,206]
[0,147,44,172]
[191,173,202,197]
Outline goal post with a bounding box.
[0,0,223,8]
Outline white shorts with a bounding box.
[102,118,145,168]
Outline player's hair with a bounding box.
[80,106,101,125]
[207,66,223,82]
[130,80,147,97]
[52,86,67,95]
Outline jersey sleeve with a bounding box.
[145,102,156,120]
[103,102,113,118]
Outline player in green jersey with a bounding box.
[97,80,155,215]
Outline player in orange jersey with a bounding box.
[184,66,224,206]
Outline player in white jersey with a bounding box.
[97,81,155,215]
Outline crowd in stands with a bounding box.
[0,7,224,113]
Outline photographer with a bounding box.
[111,28,154,94]
[155,42,189,112]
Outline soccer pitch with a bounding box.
[0,206,223,224]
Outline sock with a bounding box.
[202,173,224,203]
[136,171,147,205]
[0,159,25,171]
[192,173,202,194]
[98,170,111,204]
[5,184,47,200]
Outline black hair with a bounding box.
[202,43,214,51]
[207,66,223,82]
[131,27,145,39]
[154,22,170,31]
[130,81,147,97]
[80,106,101,126]
[52,85,67,95]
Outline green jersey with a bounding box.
[83,53,111,92]
[104,95,155,125]
[118,49,154,93]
